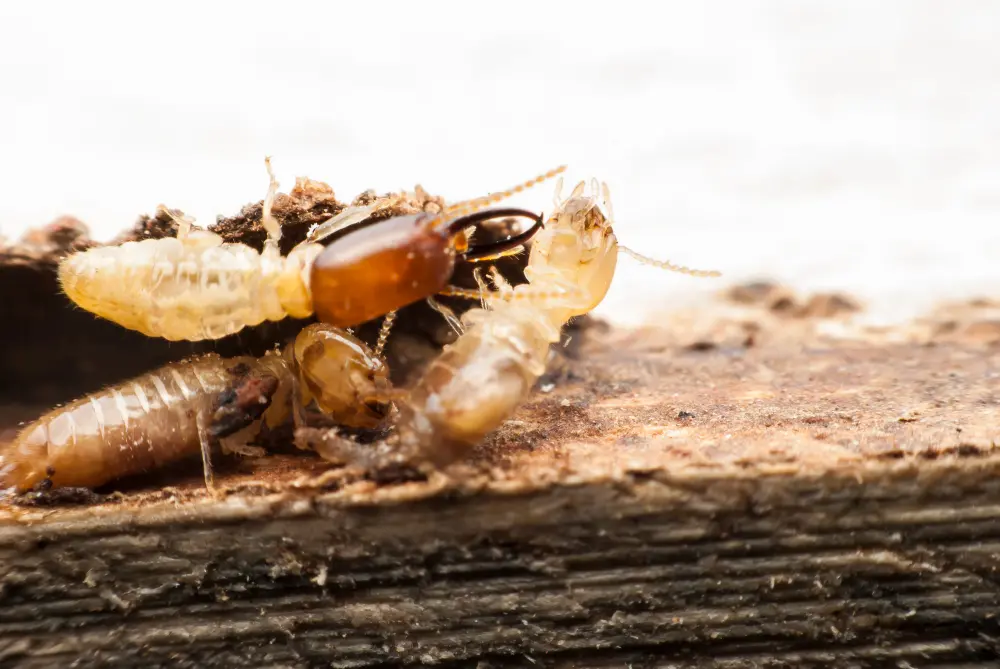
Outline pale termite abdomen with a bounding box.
[57,235,314,342]
[393,306,559,466]
[0,353,288,492]
[0,323,394,493]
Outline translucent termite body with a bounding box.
[0,354,286,492]
[58,159,561,341]
[388,178,721,467]
[0,324,389,493]
[57,161,374,341]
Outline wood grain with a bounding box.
[2,295,999,668]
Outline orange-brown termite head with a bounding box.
[309,166,567,328]
[309,208,544,327]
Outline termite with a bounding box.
[308,177,721,470]
[57,159,562,342]
[0,324,390,494]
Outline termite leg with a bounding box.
[600,180,615,225]
[195,411,217,495]
[306,204,380,244]
[487,265,514,293]
[219,426,267,458]
[290,375,312,433]
[479,265,517,301]
[309,430,371,466]
[261,156,282,247]
[473,266,491,307]
[437,268,494,308]
[426,296,464,335]
[552,175,564,210]
[306,428,416,473]
[156,205,196,241]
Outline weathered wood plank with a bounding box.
[2,295,999,668]
[2,181,1000,667]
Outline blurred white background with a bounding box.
[1,1,997,326]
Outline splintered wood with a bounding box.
[1,294,999,668]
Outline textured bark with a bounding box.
[2,294,999,668]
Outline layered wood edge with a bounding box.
[1,314,998,667]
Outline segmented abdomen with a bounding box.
[58,235,288,341]
[395,304,560,465]
[0,354,263,492]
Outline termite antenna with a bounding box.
[261,156,282,245]
[619,246,722,278]
[373,310,397,360]
[437,166,567,229]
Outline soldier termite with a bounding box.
[0,324,391,494]
[57,159,562,343]
[308,177,721,471]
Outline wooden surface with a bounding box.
[1,292,999,668]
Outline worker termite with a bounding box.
[58,159,563,342]
[0,324,391,494]
[307,177,721,470]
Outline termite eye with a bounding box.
[310,213,456,328]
